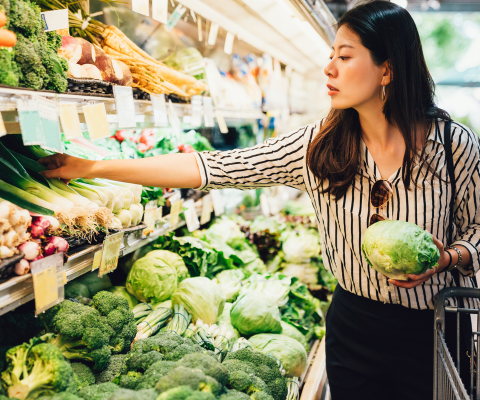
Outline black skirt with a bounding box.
[325,285,471,400]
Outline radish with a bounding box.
[59,36,82,63]
[18,241,40,260]
[14,259,30,275]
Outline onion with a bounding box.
[32,216,51,230]
[30,225,45,239]
[44,216,61,232]
[14,259,30,275]
[31,254,44,262]
[47,236,69,254]
[18,241,40,260]
[43,243,56,257]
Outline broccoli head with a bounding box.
[36,393,84,400]
[185,392,216,400]
[246,377,269,396]
[125,351,164,373]
[40,300,112,371]
[176,353,228,386]
[117,371,142,390]
[164,344,203,362]
[92,292,137,354]
[134,361,176,390]
[72,362,95,390]
[227,371,254,393]
[202,376,222,397]
[77,382,119,400]
[251,393,274,400]
[219,390,251,400]
[1,342,75,400]
[222,360,256,378]
[95,355,128,384]
[156,386,194,400]
[106,388,157,400]
[155,367,207,392]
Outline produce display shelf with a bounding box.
[0,210,191,317]
[0,87,264,129]
[300,338,328,400]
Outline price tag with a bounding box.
[31,253,65,315]
[151,94,168,127]
[83,103,110,140]
[143,200,157,235]
[168,100,182,140]
[0,112,6,137]
[59,103,83,138]
[190,95,203,127]
[113,86,136,128]
[132,0,149,16]
[203,97,215,127]
[208,23,219,46]
[224,32,235,55]
[156,206,163,222]
[98,231,124,277]
[17,98,45,146]
[169,193,183,227]
[260,193,270,217]
[197,17,203,41]
[183,199,200,232]
[91,249,103,271]
[165,4,186,31]
[152,0,168,23]
[37,97,63,153]
[215,109,229,134]
[41,9,69,32]
[200,194,213,225]
[210,190,225,216]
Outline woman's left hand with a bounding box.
[389,235,450,289]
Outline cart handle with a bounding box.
[434,287,480,332]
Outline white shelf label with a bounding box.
[98,231,124,277]
[36,97,63,153]
[203,96,215,128]
[41,9,69,32]
[59,103,83,138]
[152,0,168,23]
[224,32,235,55]
[113,86,136,128]
[17,98,45,146]
[132,0,149,16]
[183,199,200,232]
[83,103,110,140]
[216,109,228,134]
[208,23,219,46]
[31,253,65,315]
[169,193,183,227]
[165,4,186,31]
[0,112,6,137]
[210,190,225,216]
[200,194,213,225]
[151,93,168,127]
[168,100,182,140]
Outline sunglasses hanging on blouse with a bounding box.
[370,179,393,226]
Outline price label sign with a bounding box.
[37,97,63,153]
[165,4,186,31]
[200,194,213,225]
[169,193,183,227]
[260,193,270,217]
[152,0,168,23]
[113,86,136,128]
[30,253,65,315]
[203,97,215,128]
[98,231,124,277]
[83,103,110,140]
[59,103,83,138]
[17,98,45,146]
[190,95,203,127]
[143,200,157,235]
[210,190,225,216]
[183,199,200,232]
[215,109,229,134]
[0,112,6,137]
[151,94,168,127]
[41,9,69,32]
[132,0,149,16]
[168,100,182,140]
[91,249,103,271]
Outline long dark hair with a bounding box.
[306,0,450,199]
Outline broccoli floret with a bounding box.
[1,342,75,400]
[156,386,194,400]
[37,393,84,400]
[106,388,157,400]
[134,361,176,390]
[155,367,207,392]
[219,390,251,400]
[92,292,137,354]
[176,353,228,386]
[118,371,142,390]
[41,300,112,371]
[222,360,256,378]
[228,371,254,392]
[251,393,274,400]
[77,382,119,400]
[126,351,164,373]
[164,344,204,362]
[246,377,269,396]
[202,376,222,396]
[95,355,128,384]
[72,362,95,390]
[185,392,215,400]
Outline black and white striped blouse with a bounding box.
[193,119,480,310]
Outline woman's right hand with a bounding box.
[39,154,95,180]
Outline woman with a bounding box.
[39,1,480,398]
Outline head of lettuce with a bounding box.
[361,220,440,281]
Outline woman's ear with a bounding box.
[381,60,392,86]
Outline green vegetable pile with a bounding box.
[0,0,68,91]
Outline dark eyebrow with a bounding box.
[331,44,355,50]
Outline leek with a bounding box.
[0,180,59,215]
[69,181,107,207]
[116,209,132,228]
[81,179,125,212]
[106,180,142,204]
[96,179,134,209]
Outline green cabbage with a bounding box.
[126,254,178,303]
[171,277,226,324]
[107,286,139,309]
[248,333,308,377]
[213,269,245,302]
[144,250,190,282]
[280,321,307,350]
[230,292,282,336]
[282,227,321,263]
[362,220,440,281]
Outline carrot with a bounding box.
[0,29,17,47]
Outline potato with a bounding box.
[59,36,82,63]
[76,37,96,65]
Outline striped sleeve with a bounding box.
[193,125,312,191]
[451,123,480,277]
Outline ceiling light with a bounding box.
[391,0,408,8]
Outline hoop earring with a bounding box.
[382,85,386,102]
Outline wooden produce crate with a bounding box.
[299,338,328,400]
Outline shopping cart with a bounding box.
[434,287,480,400]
